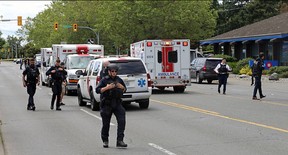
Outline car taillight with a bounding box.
[202,65,207,71]
[147,73,152,87]
[96,76,101,85]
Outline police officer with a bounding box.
[214,58,232,94]
[96,64,127,148]
[46,59,67,110]
[22,58,40,111]
[252,53,266,100]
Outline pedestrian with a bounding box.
[60,62,67,106]
[214,58,232,94]
[100,60,110,79]
[24,58,27,68]
[46,59,67,110]
[252,52,266,100]
[96,64,128,148]
[20,58,23,70]
[250,56,258,86]
[22,58,40,111]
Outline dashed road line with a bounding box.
[148,143,177,155]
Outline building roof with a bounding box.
[201,12,288,45]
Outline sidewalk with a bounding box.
[229,74,288,83]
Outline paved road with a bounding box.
[1,61,288,155]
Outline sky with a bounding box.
[0,1,51,40]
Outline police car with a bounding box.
[76,56,152,111]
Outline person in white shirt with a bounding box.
[214,58,232,94]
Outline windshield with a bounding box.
[110,60,146,75]
[36,56,41,61]
[68,56,94,69]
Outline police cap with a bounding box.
[107,64,119,71]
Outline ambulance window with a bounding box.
[92,61,101,76]
[157,50,162,63]
[168,50,177,63]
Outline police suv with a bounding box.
[76,57,152,111]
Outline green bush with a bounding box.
[267,66,288,75]
[279,71,288,78]
[234,58,253,74]
[213,54,238,62]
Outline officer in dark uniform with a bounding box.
[46,59,67,110]
[214,58,232,94]
[252,53,266,100]
[96,64,127,148]
[22,58,40,111]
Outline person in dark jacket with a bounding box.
[96,64,127,148]
[46,59,67,110]
[22,58,40,111]
[214,58,232,94]
[252,53,266,100]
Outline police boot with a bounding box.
[103,141,108,148]
[116,141,127,148]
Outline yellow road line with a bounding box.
[151,99,288,133]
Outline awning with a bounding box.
[200,33,288,45]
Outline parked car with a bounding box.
[76,56,152,111]
[190,58,222,84]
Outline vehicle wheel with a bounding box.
[139,99,149,109]
[207,80,212,84]
[41,81,45,86]
[77,87,87,106]
[90,90,99,111]
[173,86,185,93]
[157,86,165,91]
[196,73,202,84]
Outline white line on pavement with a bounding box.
[80,109,115,126]
[148,143,177,155]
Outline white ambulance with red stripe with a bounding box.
[52,44,104,95]
[130,39,191,93]
[40,48,53,86]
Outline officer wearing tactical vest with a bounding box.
[96,64,128,148]
[214,58,232,94]
[22,58,40,111]
[46,59,67,110]
[252,53,266,100]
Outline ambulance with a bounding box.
[130,39,191,93]
[52,44,104,95]
[40,48,53,86]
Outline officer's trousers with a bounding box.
[218,74,228,93]
[27,83,36,107]
[51,81,62,108]
[100,99,126,142]
[253,76,263,97]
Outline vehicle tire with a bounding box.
[90,89,99,111]
[41,81,45,86]
[173,86,185,93]
[157,86,165,91]
[77,87,87,106]
[139,99,149,109]
[196,73,202,84]
[207,80,212,84]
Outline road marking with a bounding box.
[148,143,177,155]
[151,99,288,133]
[80,109,115,126]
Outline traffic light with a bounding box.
[54,22,58,31]
[73,24,78,32]
[17,16,22,26]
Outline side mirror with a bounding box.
[43,62,47,67]
[75,70,84,77]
